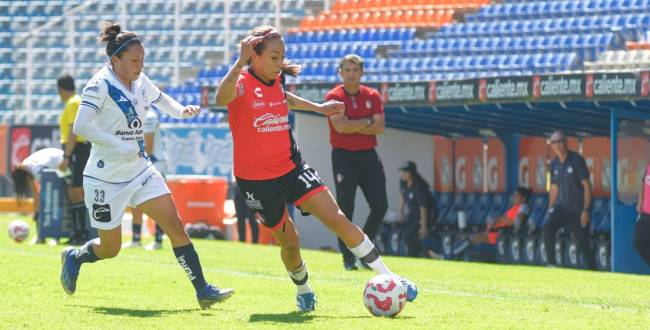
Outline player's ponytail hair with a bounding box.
[11,168,32,203]
[248,25,300,77]
[99,22,141,58]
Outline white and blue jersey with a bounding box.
[80,64,163,183]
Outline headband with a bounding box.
[110,37,140,57]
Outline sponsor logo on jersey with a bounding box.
[128,117,143,129]
[253,113,290,133]
[252,100,266,109]
[92,203,111,222]
[254,87,263,98]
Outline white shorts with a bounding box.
[84,165,170,230]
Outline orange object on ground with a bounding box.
[0,197,34,212]
[165,175,228,231]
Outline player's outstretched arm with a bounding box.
[286,92,345,116]
[155,93,200,119]
[73,105,139,157]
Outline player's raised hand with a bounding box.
[182,105,201,118]
[318,100,345,117]
[237,35,264,66]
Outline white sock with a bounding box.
[349,235,391,275]
[289,262,313,295]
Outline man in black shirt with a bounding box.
[543,131,596,269]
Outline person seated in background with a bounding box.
[453,187,532,257]
[398,161,439,258]
[11,147,65,244]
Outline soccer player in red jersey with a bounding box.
[216,26,417,312]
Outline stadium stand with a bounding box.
[0,0,312,118]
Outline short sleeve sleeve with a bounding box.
[80,79,107,112]
[141,74,163,105]
[550,160,559,185]
[63,98,80,125]
[227,74,246,111]
[575,154,590,182]
[414,184,431,208]
[370,89,384,115]
[325,88,342,102]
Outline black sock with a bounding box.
[132,224,142,242]
[155,225,163,243]
[71,203,86,240]
[173,244,208,293]
[73,240,100,265]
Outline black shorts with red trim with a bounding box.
[236,163,328,231]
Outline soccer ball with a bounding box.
[363,274,407,317]
[8,220,29,243]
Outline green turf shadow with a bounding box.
[73,305,197,318]
[248,312,376,323]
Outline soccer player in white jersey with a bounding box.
[60,22,233,309]
[123,108,167,250]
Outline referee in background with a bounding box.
[57,74,91,244]
[325,54,387,270]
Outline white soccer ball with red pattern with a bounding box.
[363,274,407,317]
[8,220,29,243]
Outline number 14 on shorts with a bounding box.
[298,168,322,189]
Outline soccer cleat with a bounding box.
[60,247,81,295]
[344,260,358,271]
[197,284,234,309]
[122,241,142,249]
[144,242,162,251]
[399,277,418,302]
[296,292,317,312]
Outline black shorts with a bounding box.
[67,142,91,187]
[236,163,328,231]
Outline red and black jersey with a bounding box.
[227,69,302,180]
[325,84,384,151]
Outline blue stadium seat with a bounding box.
[527,194,549,232]
[592,198,612,235]
[441,192,467,229]
[469,193,494,229]
[435,192,454,228]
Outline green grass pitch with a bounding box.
[1,214,649,329]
